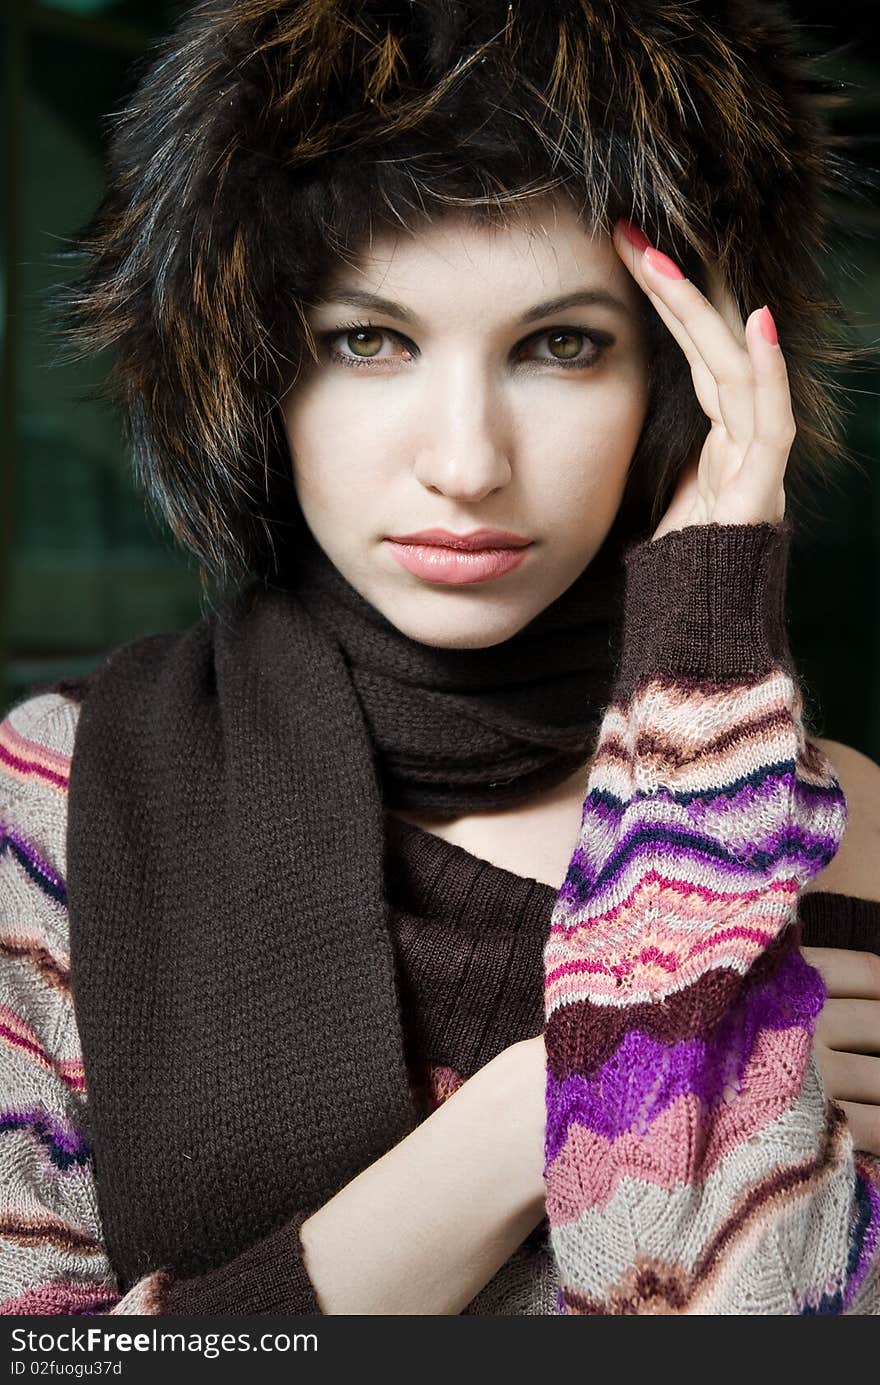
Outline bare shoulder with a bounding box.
[802,736,880,902]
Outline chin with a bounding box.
[376,592,541,650]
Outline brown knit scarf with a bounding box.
[65,511,635,1290]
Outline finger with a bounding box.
[814,1045,880,1105]
[814,998,880,1054]
[802,946,880,1001]
[835,1101,880,1157]
[703,262,747,347]
[739,306,796,483]
[612,223,722,422]
[639,251,755,445]
[627,241,756,446]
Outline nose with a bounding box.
[412,359,512,503]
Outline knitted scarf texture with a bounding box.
[66,514,632,1289]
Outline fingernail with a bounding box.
[618,218,651,252]
[643,247,685,280]
[758,305,778,345]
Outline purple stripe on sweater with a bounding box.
[843,1169,880,1312]
[0,824,67,907]
[570,805,842,882]
[558,820,840,913]
[580,766,842,833]
[0,1110,91,1172]
[544,946,825,1161]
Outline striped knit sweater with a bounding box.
[1,520,879,1314]
[541,523,880,1314]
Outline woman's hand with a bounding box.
[613,219,793,540]
[802,946,880,1156]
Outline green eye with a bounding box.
[546,331,585,361]
[346,329,384,358]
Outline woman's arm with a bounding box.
[297,1038,545,1314]
[542,521,880,1314]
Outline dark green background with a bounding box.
[2,1,878,754]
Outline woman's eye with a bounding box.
[521,330,609,368]
[347,328,384,358]
[326,324,412,367]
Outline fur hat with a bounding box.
[60,0,863,591]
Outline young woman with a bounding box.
[2,0,879,1315]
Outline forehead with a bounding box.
[315,199,639,320]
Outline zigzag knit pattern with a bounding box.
[541,524,880,1314]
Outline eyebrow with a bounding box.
[310,287,630,326]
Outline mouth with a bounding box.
[384,529,533,585]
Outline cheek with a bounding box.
[520,374,648,508]
[283,389,393,513]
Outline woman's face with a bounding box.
[282,198,651,649]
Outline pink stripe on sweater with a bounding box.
[0,1280,120,1315]
[0,1003,85,1092]
[0,718,71,793]
[550,868,800,937]
[546,923,776,988]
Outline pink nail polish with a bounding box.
[758,305,778,344]
[618,219,651,252]
[643,247,685,280]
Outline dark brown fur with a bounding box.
[56,1,867,594]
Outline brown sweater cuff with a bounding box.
[160,1211,323,1316]
[798,892,880,955]
[613,520,795,702]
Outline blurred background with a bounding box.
[1,0,878,753]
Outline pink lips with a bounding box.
[384,528,533,585]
